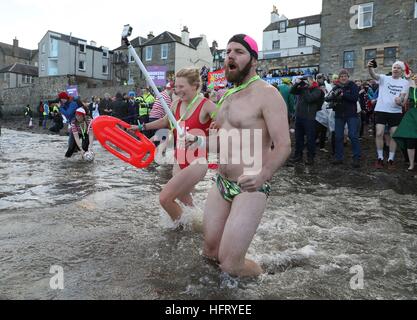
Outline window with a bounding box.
[298,36,306,47]
[31,77,34,84]
[79,60,85,71]
[41,63,45,71]
[358,3,373,29]
[6,73,10,84]
[343,51,355,69]
[103,49,108,58]
[279,21,287,33]
[272,40,280,49]
[415,0,417,18]
[161,44,168,59]
[364,49,376,67]
[79,43,86,53]
[384,47,397,67]
[129,52,135,63]
[146,46,152,61]
[48,60,58,75]
[102,65,108,74]
[50,38,58,57]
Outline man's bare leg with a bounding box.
[389,126,398,154]
[218,192,267,277]
[375,124,385,154]
[159,163,208,221]
[203,185,232,261]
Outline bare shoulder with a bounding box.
[255,81,285,108]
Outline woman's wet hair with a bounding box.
[176,68,202,90]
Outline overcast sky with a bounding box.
[0,0,322,51]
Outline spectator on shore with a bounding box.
[24,104,33,128]
[99,93,113,116]
[290,75,324,165]
[326,69,361,168]
[368,60,410,169]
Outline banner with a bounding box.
[208,69,227,89]
[262,76,303,86]
[147,66,168,87]
[66,85,78,98]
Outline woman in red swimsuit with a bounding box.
[131,68,217,224]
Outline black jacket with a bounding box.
[111,98,129,121]
[290,82,324,119]
[325,81,359,118]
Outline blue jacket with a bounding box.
[59,100,78,123]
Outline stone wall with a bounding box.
[0,75,138,118]
[320,0,417,79]
[258,53,321,74]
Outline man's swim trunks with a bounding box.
[215,174,271,202]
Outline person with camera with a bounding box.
[290,75,324,165]
[368,60,410,169]
[325,69,360,168]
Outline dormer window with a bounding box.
[279,21,287,33]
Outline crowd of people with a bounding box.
[272,60,415,171]
[18,32,417,279]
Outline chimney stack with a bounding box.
[181,26,190,46]
[271,5,280,23]
[147,32,154,40]
[13,37,19,47]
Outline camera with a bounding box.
[122,24,133,38]
[325,87,344,111]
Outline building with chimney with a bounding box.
[0,38,38,89]
[38,31,113,81]
[112,27,213,87]
[259,6,321,77]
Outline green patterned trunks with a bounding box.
[215,174,271,202]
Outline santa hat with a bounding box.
[393,61,411,77]
[75,107,86,116]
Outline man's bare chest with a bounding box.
[218,98,260,129]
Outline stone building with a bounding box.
[320,0,417,79]
[0,38,38,70]
[112,27,213,87]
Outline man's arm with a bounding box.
[342,84,359,103]
[367,60,380,81]
[238,86,291,192]
[303,87,323,103]
[260,87,291,181]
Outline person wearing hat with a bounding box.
[277,78,296,124]
[202,34,291,277]
[325,69,361,168]
[368,60,411,169]
[65,107,94,158]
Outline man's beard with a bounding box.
[225,59,252,85]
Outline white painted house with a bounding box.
[261,7,321,59]
[38,31,113,80]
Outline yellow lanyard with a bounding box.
[170,94,200,131]
[210,75,260,118]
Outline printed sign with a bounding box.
[147,66,168,87]
[66,85,78,97]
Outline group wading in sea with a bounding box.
[16,25,417,279]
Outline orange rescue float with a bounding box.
[92,116,156,168]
